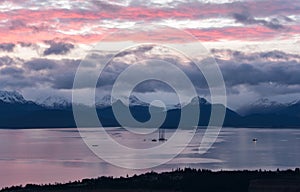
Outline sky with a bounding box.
[0,0,300,110]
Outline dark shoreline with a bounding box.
[1,126,300,130]
[2,168,300,192]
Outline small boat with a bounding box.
[252,138,258,142]
[158,128,167,142]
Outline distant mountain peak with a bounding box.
[36,95,71,109]
[190,96,209,105]
[128,95,149,106]
[238,97,287,115]
[0,90,26,104]
[288,99,300,106]
[96,95,149,108]
[96,95,115,108]
[252,98,283,107]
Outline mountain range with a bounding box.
[0,90,300,128]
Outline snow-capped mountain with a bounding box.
[128,95,149,106]
[96,95,149,108]
[287,99,300,106]
[95,95,115,108]
[173,97,209,109]
[238,98,287,115]
[1,90,300,128]
[0,90,27,103]
[36,96,71,109]
[253,98,283,107]
[190,96,209,105]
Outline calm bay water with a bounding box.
[0,127,300,188]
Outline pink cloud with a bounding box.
[0,0,299,44]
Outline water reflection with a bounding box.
[0,128,300,188]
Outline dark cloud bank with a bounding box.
[43,41,75,56]
[1,48,300,107]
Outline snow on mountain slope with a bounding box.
[95,95,115,108]
[0,90,27,103]
[96,95,149,108]
[238,98,287,115]
[128,95,149,106]
[36,96,71,109]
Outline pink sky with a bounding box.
[0,0,299,43]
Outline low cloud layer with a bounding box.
[0,43,15,52]
[25,59,57,71]
[233,13,287,30]
[211,49,300,62]
[0,67,24,76]
[43,41,75,56]
[221,62,300,86]
[2,48,300,105]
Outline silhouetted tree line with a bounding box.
[1,168,300,192]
